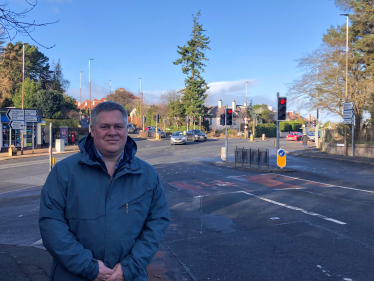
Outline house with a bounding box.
[206,100,242,131]
[75,97,107,110]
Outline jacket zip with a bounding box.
[126,203,129,214]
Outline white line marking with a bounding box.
[0,185,40,195]
[31,239,43,246]
[239,191,346,225]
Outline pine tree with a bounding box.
[173,11,210,122]
[12,77,40,108]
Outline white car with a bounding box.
[170,131,186,145]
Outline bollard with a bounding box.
[274,140,277,148]
[262,134,266,141]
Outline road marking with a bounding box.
[239,191,346,225]
[31,239,43,246]
[0,156,69,170]
[272,173,374,194]
[0,185,40,195]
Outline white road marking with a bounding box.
[273,173,374,194]
[0,185,40,195]
[31,239,43,246]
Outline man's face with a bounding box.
[90,110,128,157]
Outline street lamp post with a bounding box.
[80,71,83,121]
[245,81,249,138]
[109,80,111,95]
[21,43,25,155]
[341,14,349,156]
[89,58,94,132]
[139,78,144,130]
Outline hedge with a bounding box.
[279,122,303,132]
[44,119,80,128]
[255,123,276,137]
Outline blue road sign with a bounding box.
[278,149,285,157]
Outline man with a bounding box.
[39,101,170,281]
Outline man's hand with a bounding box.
[94,260,114,281]
[106,263,124,281]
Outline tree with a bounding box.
[12,77,40,108]
[0,0,58,48]
[0,42,51,106]
[173,11,210,122]
[36,90,63,119]
[46,58,70,93]
[106,88,138,112]
[60,93,77,118]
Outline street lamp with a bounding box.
[109,80,111,95]
[80,71,83,121]
[245,81,249,137]
[340,14,349,156]
[89,58,94,132]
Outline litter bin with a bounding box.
[8,145,17,156]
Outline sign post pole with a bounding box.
[225,105,228,162]
[32,122,34,154]
[49,123,52,172]
[276,92,279,152]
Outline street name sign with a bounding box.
[277,149,286,169]
[344,102,354,111]
[343,110,354,119]
[25,116,38,122]
[9,121,25,129]
[24,109,38,116]
[6,109,24,121]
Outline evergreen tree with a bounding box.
[12,77,40,108]
[48,58,70,93]
[173,11,210,122]
[36,90,63,119]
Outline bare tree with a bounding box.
[0,0,58,48]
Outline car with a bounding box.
[170,131,186,145]
[286,131,302,141]
[306,132,315,142]
[127,123,136,134]
[148,127,166,138]
[186,130,207,142]
[145,126,155,131]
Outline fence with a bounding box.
[234,147,269,169]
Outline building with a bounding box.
[0,108,43,152]
[286,111,315,127]
[206,100,242,131]
[75,97,107,110]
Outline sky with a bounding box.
[6,0,345,121]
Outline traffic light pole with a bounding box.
[225,104,228,162]
[276,92,280,151]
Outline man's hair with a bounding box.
[91,101,128,126]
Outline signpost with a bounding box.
[343,102,355,156]
[6,109,24,121]
[9,121,25,130]
[25,116,38,122]
[277,148,286,169]
[24,109,38,116]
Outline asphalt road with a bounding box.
[1,135,374,280]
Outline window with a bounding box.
[2,123,21,147]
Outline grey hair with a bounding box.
[91,101,128,126]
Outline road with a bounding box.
[1,135,374,280]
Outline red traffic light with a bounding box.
[280,99,286,105]
[228,109,232,114]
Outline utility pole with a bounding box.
[89,58,94,133]
[21,43,25,155]
[315,59,319,148]
[245,81,249,137]
[225,105,228,162]
[109,80,111,95]
[140,78,143,130]
[80,71,83,121]
[276,92,280,151]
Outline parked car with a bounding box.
[170,131,186,145]
[286,132,302,141]
[128,123,136,134]
[145,126,155,131]
[148,127,166,138]
[306,132,315,142]
[186,130,207,142]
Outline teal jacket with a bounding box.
[39,135,170,281]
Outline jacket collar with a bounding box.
[78,134,140,173]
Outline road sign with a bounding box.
[344,118,354,125]
[344,102,354,111]
[25,116,38,122]
[6,109,24,121]
[9,121,25,129]
[24,109,38,116]
[277,149,286,169]
[343,110,354,119]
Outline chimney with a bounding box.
[232,100,236,110]
[244,102,247,107]
[268,105,273,111]
[298,111,301,118]
[218,99,222,108]
[309,114,311,121]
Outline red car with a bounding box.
[286,132,302,141]
[145,126,155,131]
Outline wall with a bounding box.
[320,142,374,158]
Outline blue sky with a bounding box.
[7,0,344,120]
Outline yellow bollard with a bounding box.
[52,157,55,165]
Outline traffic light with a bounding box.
[277,97,287,121]
[141,116,147,124]
[226,109,233,126]
[220,114,225,125]
[313,119,316,127]
[153,114,159,123]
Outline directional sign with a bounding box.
[343,110,354,119]
[344,118,354,125]
[6,109,24,121]
[25,116,38,122]
[9,121,25,130]
[344,102,354,111]
[277,148,286,169]
[24,109,38,116]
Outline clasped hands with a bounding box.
[94,260,124,281]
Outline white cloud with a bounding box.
[65,81,110,102]
[207,79,257,96]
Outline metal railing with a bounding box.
[234,147,269,169]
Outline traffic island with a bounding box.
[212,161,295,173]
